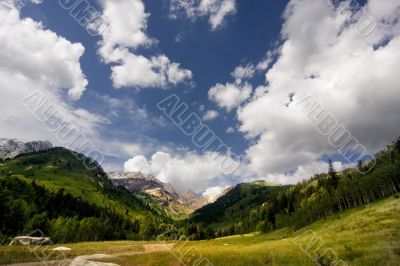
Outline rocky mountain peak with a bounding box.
[0,138,52,159]
[108,171,208,216]
[108,171,158,182]
[180,190,200,201]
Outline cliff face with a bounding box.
[108,171,208,215]
[109,171,180,205]
[0,138,52,159]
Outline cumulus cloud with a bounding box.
[124,151,235,192]
[0,0,96,143]
[226,126,235,134]
[124,155,152,174]
[110,53,192,88]
[231,64,255,84]
[97,0,192,89]
[169,0,236,30]
[236,0,400,183]
[202,185,230,202]
[263,160,351,185]
[256,50,277,71]
[0,0,88,100]
[208,82,252,112]
[203,110,219,121]
[0,1,149,165]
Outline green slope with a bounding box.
[1,195,399,265]
[186,138,400,239]
[175,195,400,266]
[0,148,150,217]
[0,147,169,242]
[188,181,289,236]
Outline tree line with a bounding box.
[183,137,400,239]
[0,177,171,243]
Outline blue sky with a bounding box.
[20,0,286,156]
[1,0,399,195]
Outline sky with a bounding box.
[0,0,399,197]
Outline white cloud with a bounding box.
[256,50,276,71]
[110,53,192,88]
[0,1,97,144]
[124,151,234,192]
[226,126,235,134]
[252,85,268,100]
[98,0,153,58]
[263,161,351,185]
[231,64,255,84]
[102,140,143,157]
[0,1,150,168]
[124,155,152,174]
[203,110,219,121]
[202,185,230,202]
[169,0,237,30]
[97,0,192,89]
[208,82,252,112]
[236,0,400,184]
[0,1,88,100]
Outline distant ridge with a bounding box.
[108,171,208,217]
[0,138,52,159]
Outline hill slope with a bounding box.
[1,195,399,265]
[190,181,288,228]
[186,138,400,239]
[175,195,400,266]
[0,147,168,242]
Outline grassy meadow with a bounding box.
[1,195,399,266]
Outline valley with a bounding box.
[1,196,399,265]
[2,0,399,265]
[0,137,399,265]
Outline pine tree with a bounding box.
[328,160,339,189]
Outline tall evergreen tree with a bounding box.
[328,159,339,189]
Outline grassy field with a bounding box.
[1,195,400,266]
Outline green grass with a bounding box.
[0,241,146,264]
[2,195,399,265]
[0,148,154,219]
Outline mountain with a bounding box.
[0,138,52,159]
[109,172,208,218]
[0,147,167,242]
[180,190,208,210]
[189,181,289,227]
[108,171,180,205]
[183,138,400,240]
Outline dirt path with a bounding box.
[3,244,176,266]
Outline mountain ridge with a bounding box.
[108,171,208,217]
[0,138,52,160]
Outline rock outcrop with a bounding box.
[108,171,208,215]
[0,138,52,159]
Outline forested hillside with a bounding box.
[186,181,288,238]
[0,148,172,243]
[1,137,399,244]
[185,138,400,239]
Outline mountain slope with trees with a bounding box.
[0,147,172,243]
[186,181,288,238]
[185,138,400,239]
